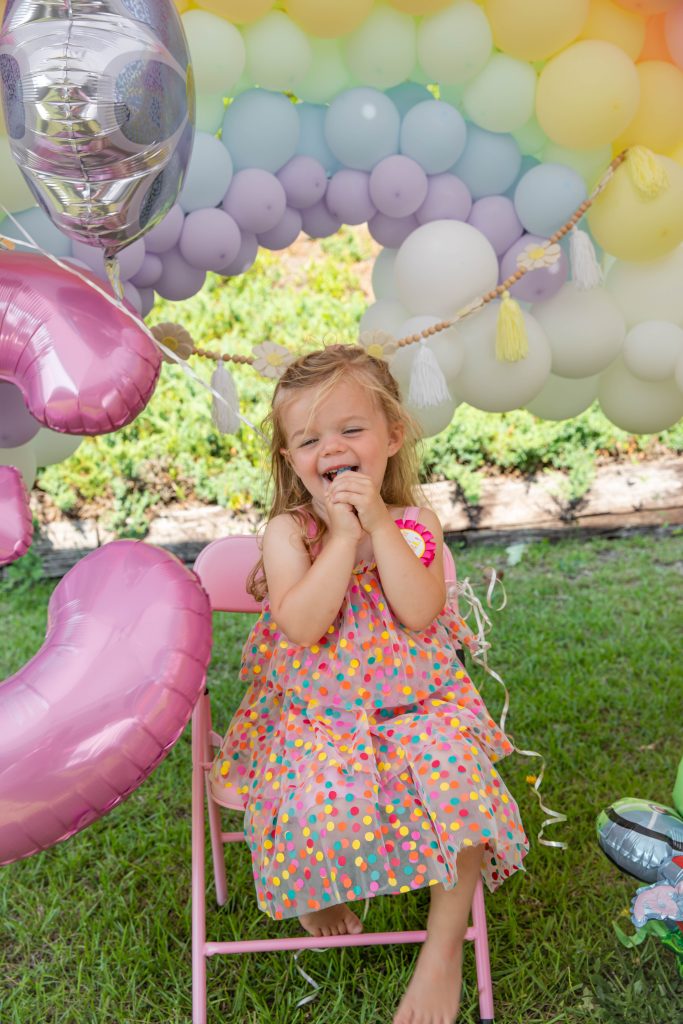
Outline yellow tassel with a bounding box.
[626,146,669,199]
[496,291,528,362]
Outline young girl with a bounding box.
[211,346,528,1024]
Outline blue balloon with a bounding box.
[400,100,467,175]
[451,125,521,199]
[295,103,341,177]
[385,81,432,117]
[325,88,400,172]
[179,132,233,212]
[222,90,300,173]
[514,163,587,237]
[503,154,540,198]
[3,207,72,257]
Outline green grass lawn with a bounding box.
[1,533,682,1024]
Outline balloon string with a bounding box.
[0,204,266,441]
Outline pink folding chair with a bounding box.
[191,535,495,1024]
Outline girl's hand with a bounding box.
[323,484,363,542]
[327,472,392,535]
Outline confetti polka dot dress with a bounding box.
[210,508,528,920]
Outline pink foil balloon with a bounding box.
[0,251,161,435]
[0,465,33,566]
[0,541,212,866]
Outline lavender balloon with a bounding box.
[71,238,146,283]
[258,207,303,251]
[131,253,163,289]
[368,212,419,248]
[0,465,33,566]
[179,208,241,272]
[277,156,327,210]
[468,196,523,256]
[416,173,472,226]
[155,247,206,302]
[219,231,259,278]
[144,204,185,254]
[301,200,342,239]
[223,169,287,235]
[369,155,428,218]
[326,169,377,225]
[500,233,568,303]
[0,381,41,448]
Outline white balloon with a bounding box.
[622,321,683,383]
[676,351,683,393]
[0,441,37,488]
[32,429,83,468]
[359,299,410,338]
[531,282,625,379]
[407,395,458,438]
[599,358,683,434]
[526,373,599,421]
[394,220,499,317]
[453,303,552,412]
[371,248,399,302]
[390,316,464,392]
[605,246,683,328]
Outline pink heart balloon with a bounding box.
[0,465,33,565]
[0,251,161,435]
[0,541,212,865]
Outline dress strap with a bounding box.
[402,506,421,521]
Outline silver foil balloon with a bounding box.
[597,798,683,884]
[0,0,195,257]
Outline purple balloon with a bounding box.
[258,207,303,251]
[138,287,156,318]
[500,233,568,303]
[0,381,41,447]
[122,282,142,315]
[71,237,146,282]
[222,169,287,235]
[276,156,327,210]
[468,196,523,256]
[326,169,376,225]
[131,253,163,289]
[368,212,419,248]
[415,173,472,225]
[155,248,207,301]
[219,231,259,278]
[301,200,342,239]
[369,155,429,218]
[144,203,185,254]
[0,465,33,567]
[179,208,242,272]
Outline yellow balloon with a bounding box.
[285,0,374,38]
[588,155,683,260]
[614,61,683,155]
[194,0,274,24]
[389,0,452,12]
[0,138,35,212]
[578,0,646,60]
[536,40,640,148]
[484,0,590,61]
[173,0,194,13]
[671,140,683,167]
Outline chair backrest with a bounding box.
[193,533,457,614]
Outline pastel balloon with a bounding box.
[536,41,640,149]
[540,143,612,190]
[32,428,82,468]
[468,196,523,255]
[514,163,587,237]
[484,0,590,61]
[0,381,40,447]
[417,1,492,85]
[0,465,32,566]
[407,394,458,439]
[463,53,537,134]
[416,173,472,226]
[179,208,242,272]
[71,238,146,284]
[296,103,342,176]
[0,541,212,866]
[368,212,419,248]
[0,136,34,212]
[222,90,300,173]
[605,245,683,327]
[0,440,36,487]
[155,247,206,301]
[181,10,245,95]
[452,125,522,199]
[131,254,164,289]
[344,6,416,90]
[392,316,465,388]
[222,169,287,234]
[286,0,373,38]
[531,283,626,378]
[454,303,552,412]
[613,0,679,13]
[579,0,646,60]
[394,219,499,317]
[400,101,467,175]
[277,156,327,211]
[325,88,400,171]
[588,156,683,261]
[359,299,410,337]
[1,206,72,258]
[257,207,303,251]
[614,61,683,155]
[244,11,311,93]
[599,357,683,433]
[623,321,683,382]
[179,132,233,213]
[512,115,548,157]
[385,82,433,117]
[389,0,452,12]
[371,248,399,301]
[300,200,342,239]
[369,156,428,218]
[0,251,160,435]
[0,0,194,256]
[526,373,599,421]
[500,234,569,304]
[219,231,258,278]
[665,5,683,70]
[193,0,274,23]
[143,204,185,254]
[326,169,377,225]
[295,39,350,104]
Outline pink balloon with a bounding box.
[369,155,429,218]
[0,251,160,435]
[665,6,683,69]
[415,174,472,226]
[500,233,569,303]
[276,156,327,210]
[0,541,212,866]
[258,207,303,251]
[326,169,377,225]
[0,466,33,567]
[0,381,41,447]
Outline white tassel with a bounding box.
[569,227,602,290]
[407,342,451,408]
[211,363,240,435]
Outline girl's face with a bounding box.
[280,377,403,508]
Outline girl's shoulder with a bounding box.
[394,505,443,537]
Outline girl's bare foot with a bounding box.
[393,936,463,1024]
[299,904,364,938]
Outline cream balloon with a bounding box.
[244,11,312,93]
[605,246,683,326]
[462,53,537,134]
[588,156,683,262]
[394,220,499,318]
[371,248,399,302]
[416,1,493,86]
[193,0,274,24]
[526,373,599,421]
[407,395,458,438]
[599,357,683,433]
[0,442,37,488]
[359,299,410,337]
[344,6,416,90]
[453,303,552,412]
[676,352,683,393]
[286,0,374,38]
[484,0,590,61]
[622,321,683,382]
[579,0,646,61]
[295,39,350,104]
[181,11,246,95]
[531,283,626,379]
[391,316,465,391]
[32,429,83,468]
[614,61,683,156]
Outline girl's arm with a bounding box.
[370,507,447,630]
[262,513,358,646]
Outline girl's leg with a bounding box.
[299,904,364,938]
[394,844,485,1024]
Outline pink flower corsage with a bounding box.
[395,519,436,567]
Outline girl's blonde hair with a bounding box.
[247,345,422,600]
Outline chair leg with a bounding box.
[203,697,228,906]
[471,878,494,1024]
[191,700,208,1024]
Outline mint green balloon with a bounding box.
[463,53,537,134]
[244,11,311,94]
[417,1,492,86]
[195,93,226,134]
[181,10,245,96]
[542,142,612,189]
[344,7,416,91]
[296,39,350,105]
[513,115,548,156]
